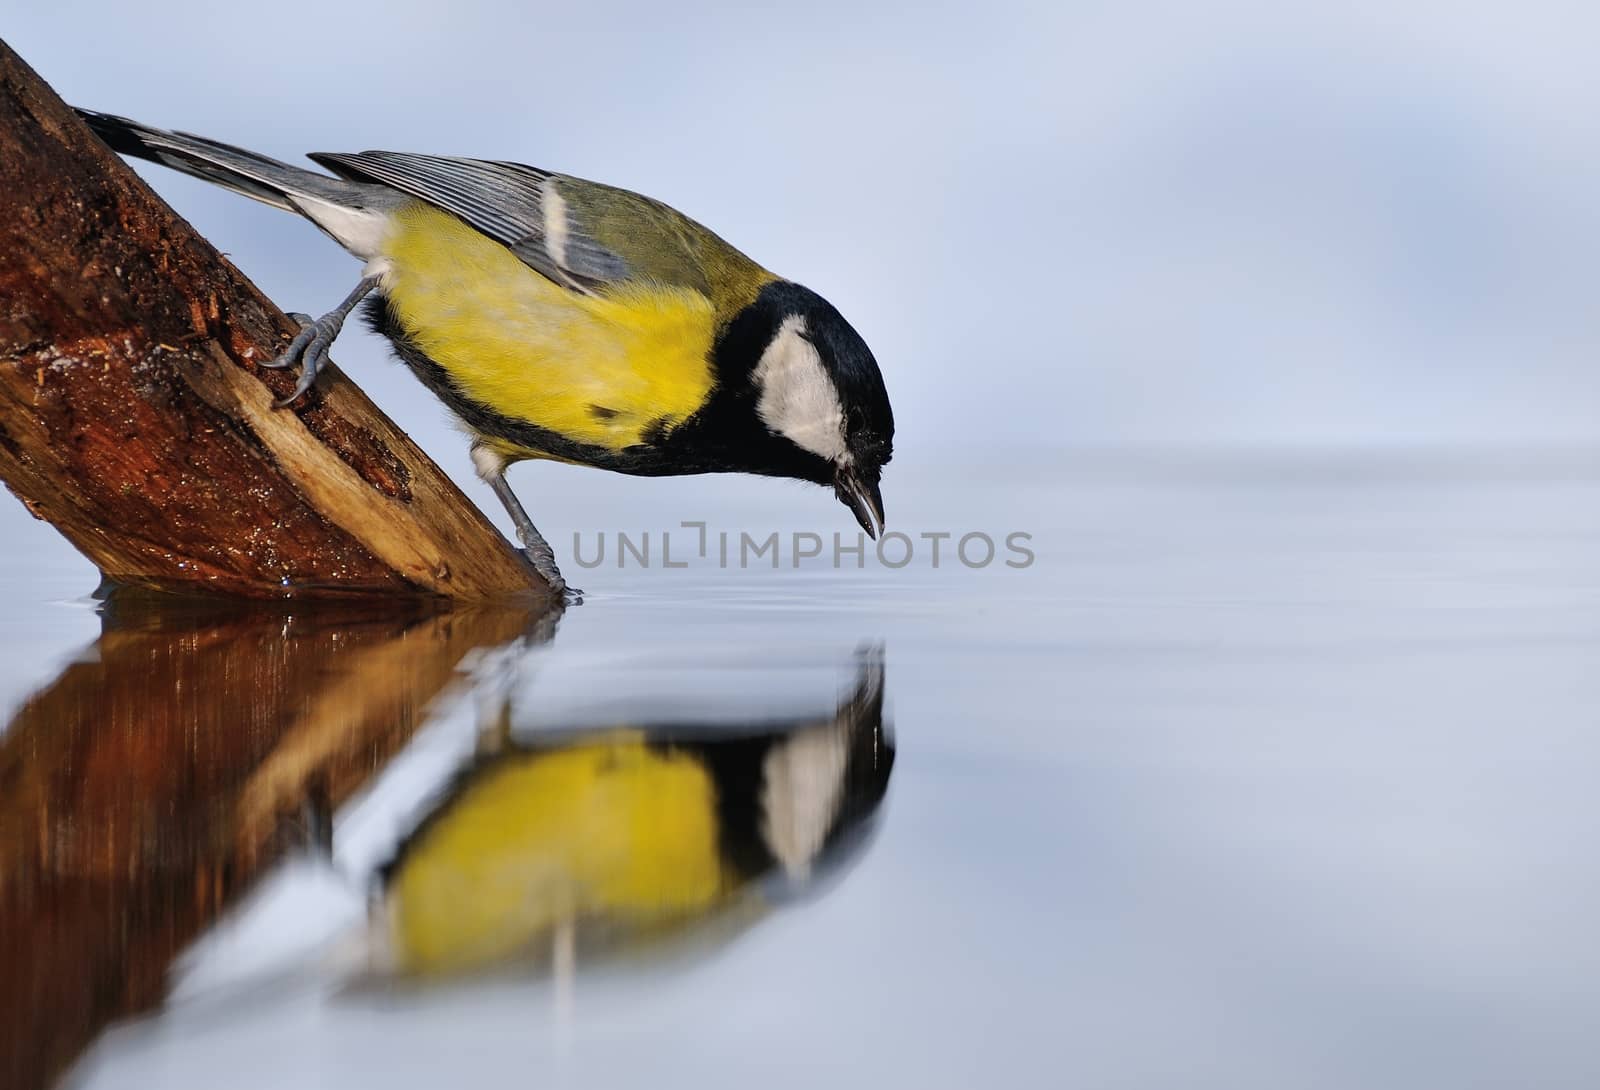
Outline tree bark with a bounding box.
[0,39,549,601]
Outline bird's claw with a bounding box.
[263,276,380,407]
[266,316,340,406]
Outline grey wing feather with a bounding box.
[308,151,627,293]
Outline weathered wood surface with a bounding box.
[0,39,548,601]
[0,595,542,1090]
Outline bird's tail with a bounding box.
[75,108,349,211]
[75,108,393,258]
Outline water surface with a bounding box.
[3,454,1599,1089]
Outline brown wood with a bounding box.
[0,594,544,1090]
[0,39,550,601]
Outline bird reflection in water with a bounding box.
[367,654,893,984]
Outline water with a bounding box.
[4,453,1600,1089]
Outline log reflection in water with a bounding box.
[0,593,546,1090]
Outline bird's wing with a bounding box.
[308,150,712,297]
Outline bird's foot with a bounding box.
[262,312,337,406]
[263,275,380,407]
[519,543,579,602]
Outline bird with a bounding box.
[371,655,892,978]
[75,109,895,594]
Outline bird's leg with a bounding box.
[473,445,570,595]
[488,472,572,595]
[263,274,381,406]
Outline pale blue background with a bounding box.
[8,2,1600,567]
[12,0,1600,460]
[11,1,1600,584]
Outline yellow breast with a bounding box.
[385,733,730,976]
[379,203,717,452]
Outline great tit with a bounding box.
[369,657,891,978]
[74,109,895,593]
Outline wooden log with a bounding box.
[0,39,549,601]
[0,594,543,1090]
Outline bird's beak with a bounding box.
[834,465,885,540]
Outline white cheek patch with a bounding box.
[761,718,850,881]
[754,316,848,463]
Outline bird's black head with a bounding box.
[716,281,894,536]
